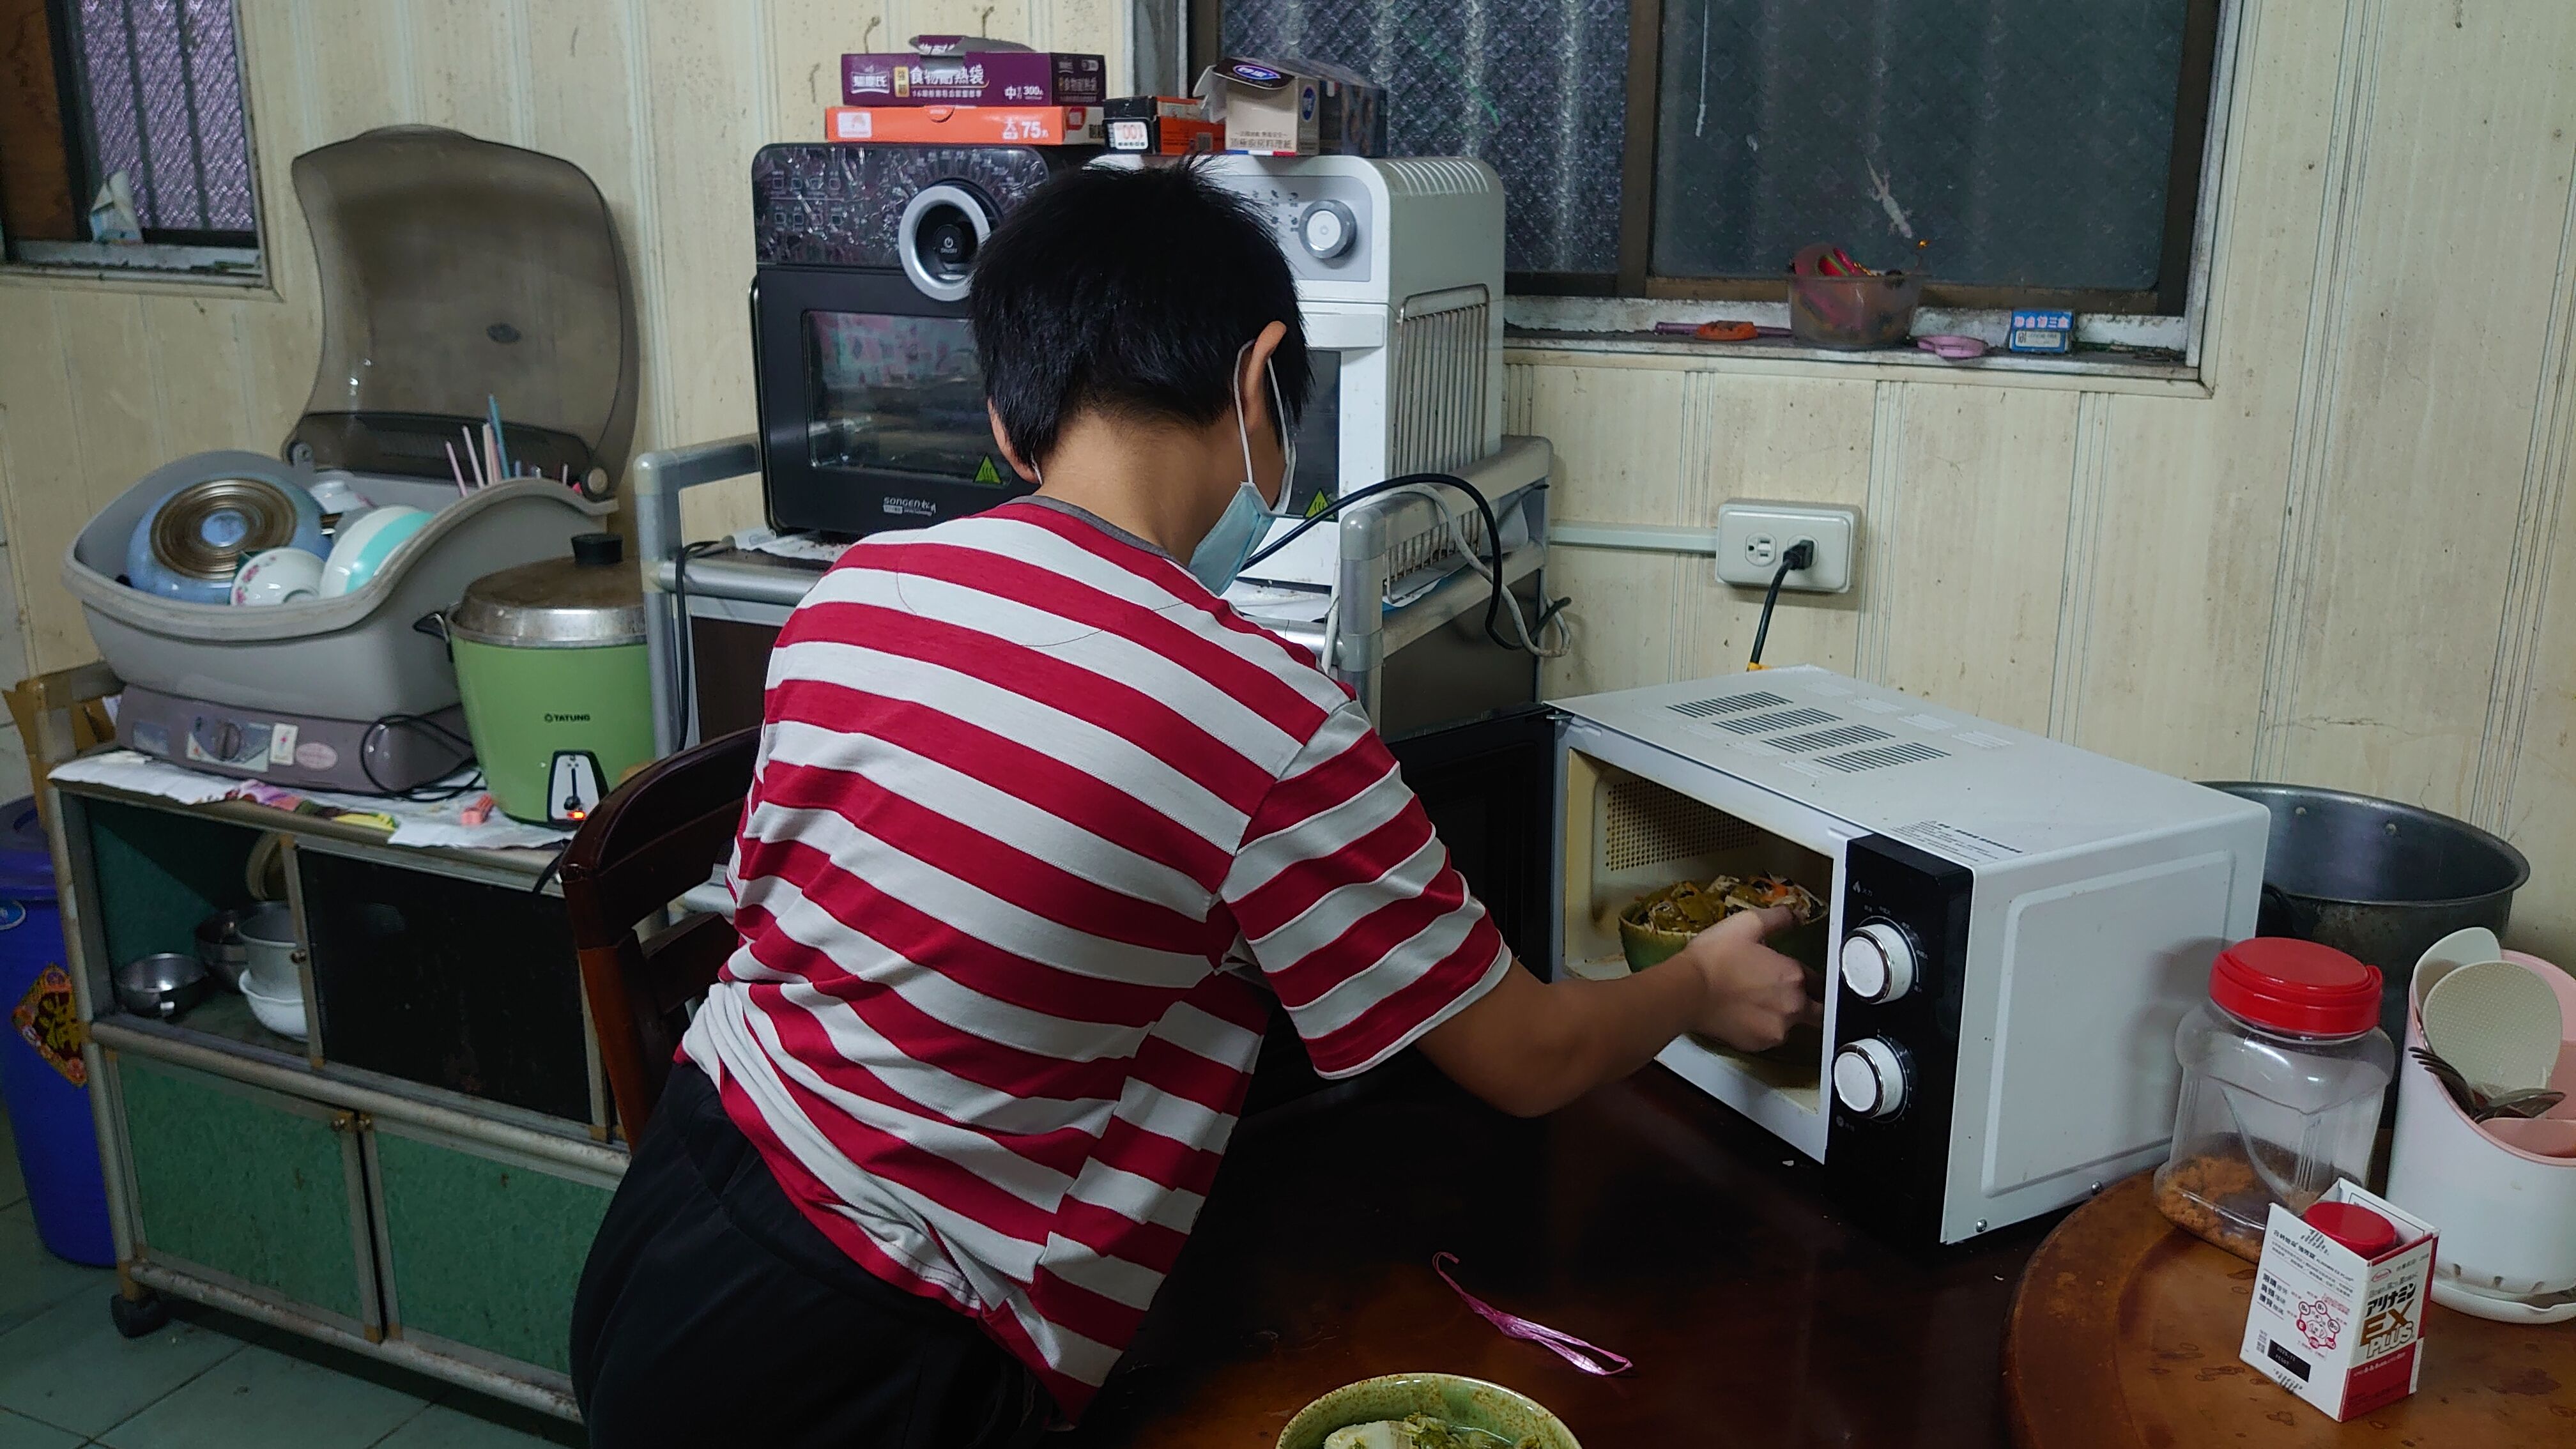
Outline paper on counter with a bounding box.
[728,526,852,565]
[1223,583,1335,624]
[51,750,240,804]
[50,751,571,852]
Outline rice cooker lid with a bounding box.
[450,533,645,647]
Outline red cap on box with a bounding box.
[2209,939,2382,1036]
[2304,1201,2400,1258]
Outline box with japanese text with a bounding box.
[2240,1181,2437,1422]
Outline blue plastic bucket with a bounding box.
[0,796,113,1265]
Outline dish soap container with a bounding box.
[2153,939,2393,1260]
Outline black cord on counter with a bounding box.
[358,712,482,801]
[1242,473,1544,651]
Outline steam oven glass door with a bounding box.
[1555,716,1859,1160]
[753,264,1034,537]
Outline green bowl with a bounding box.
[1276,1373,1580,1449]
[1619,916,1830,977]
[1618,915,1695,973]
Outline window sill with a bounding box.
[1504,297,2211,398]
[1,241,268,293]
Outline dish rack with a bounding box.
[66,459,615,721]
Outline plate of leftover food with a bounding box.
[1278,1374,1578,1449]
[1618,873,1823,973]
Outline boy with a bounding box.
[569,162,1816,1448]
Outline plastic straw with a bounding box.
[443,440,470,498]
[487,395,512,477]
[459,426,486,488]
[482,423,500,491]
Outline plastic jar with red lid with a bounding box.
[2152,939,2395,1261]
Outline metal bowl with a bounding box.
[114,952,209,1019]
[194,907,265,992]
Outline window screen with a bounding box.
[1652,0,2190,288]
[1222,0,1632,275]
[61,0,256,240]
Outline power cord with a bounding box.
[1747,539,1816,670]
[358,712,482,800]
[671,540,727,746]
[1241,473,1567,654]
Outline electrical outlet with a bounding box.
[1714,501,1859,593]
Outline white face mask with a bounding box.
[1184,342,1299,595]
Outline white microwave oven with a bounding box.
[1549,666,2270,1243]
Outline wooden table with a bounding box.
[1068,1059,2053,1448]
[2005,1172,2576,1445]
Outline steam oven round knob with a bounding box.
[898,182,998,303]
[1298,201,1356,259]
[1833,1038,1909,1119]
[1839,921,1917,1004]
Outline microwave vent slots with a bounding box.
[1667,691,1789,719]
[1767,724,1891,753]
[1601,778,1760,870]
[1713,707,1839,735]
[1818,740,1949,772]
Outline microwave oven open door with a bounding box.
[1552,715,1862,1161]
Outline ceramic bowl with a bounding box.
[123,466,327,602]
[319,505,432,598]
[1617,909,1828,977]
[307,473,370,518]
[240,972,308,1041]
[1276,1374,1579,1449]
[230,546,326,606]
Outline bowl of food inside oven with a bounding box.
[1618,873,1826,974]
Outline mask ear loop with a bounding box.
[1233,339,1300,517]
[1266,354,1298,516]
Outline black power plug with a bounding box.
[1749,538,1817,668]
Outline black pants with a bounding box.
[571,1063,1043,1448]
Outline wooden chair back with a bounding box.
[558,727,758,1138]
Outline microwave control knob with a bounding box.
[1833,1038,1909,1119]
[1299,201,1356,259]
[1839,921,1917,1004]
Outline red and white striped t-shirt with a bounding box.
[678,498,1510,1417]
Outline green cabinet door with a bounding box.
[115,1056,372,1325]
[371,1126,615,1376]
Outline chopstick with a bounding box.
[458,425,487,489]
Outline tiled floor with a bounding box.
[0,1107,581,1448]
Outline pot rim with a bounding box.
[2202,780,2533,909]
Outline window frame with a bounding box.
[0,0,267,284]
[1193,0,2233,357]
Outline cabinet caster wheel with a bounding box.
[110,1290,169,1338]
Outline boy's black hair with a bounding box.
[970,162,1309,470]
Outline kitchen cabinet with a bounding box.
[367,1121,613,1376]
[112,1057,376,1330]
[52,776,623,1421]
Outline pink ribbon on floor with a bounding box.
[1433,1252,1635,1376]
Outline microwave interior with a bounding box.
[1560,748,1837,1110]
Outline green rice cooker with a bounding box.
[448,533,655,825]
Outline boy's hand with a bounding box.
[1681,905,1821,1052]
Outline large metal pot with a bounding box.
[2203,782,2530,1046]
